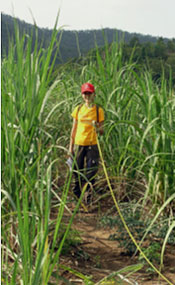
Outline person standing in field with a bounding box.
[68,83,104,204]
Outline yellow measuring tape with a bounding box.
[96,131,173,285]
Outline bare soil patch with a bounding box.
[54,196,175,285]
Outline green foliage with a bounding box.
[123,37,175,83]
[139,242,161,273]
[101,205,149,255]
[56,226,82,254]
[139,242,161,263]
[100,203,175,257]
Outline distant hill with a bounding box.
[2,13,175,84]
[1,13,165,64]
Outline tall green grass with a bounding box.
[1,19,84,284]
[52,37,175,204]
[2,21,175,284]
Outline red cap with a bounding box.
[81,83,95,94]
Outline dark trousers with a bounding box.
[73,145,99,198]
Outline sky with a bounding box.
[1,0,175,39]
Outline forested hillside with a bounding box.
[123,36,175,83]
[0,13,168,61]
[1,13,175,83]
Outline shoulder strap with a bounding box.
[96,105,99,123]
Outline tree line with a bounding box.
[123,36,175,83]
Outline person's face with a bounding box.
[82,92,95,104]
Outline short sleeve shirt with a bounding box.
[71,104,104,146]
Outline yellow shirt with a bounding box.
[71,104,104,145]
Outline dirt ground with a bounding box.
[55,196,175,285]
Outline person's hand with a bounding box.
[92,121,104,135]
[92,120,97,127]
[67,148,74,158]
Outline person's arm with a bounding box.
[97,121,104,135]
[68,118,78,155]
[92,120,104,135]
[96,107,104,135]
